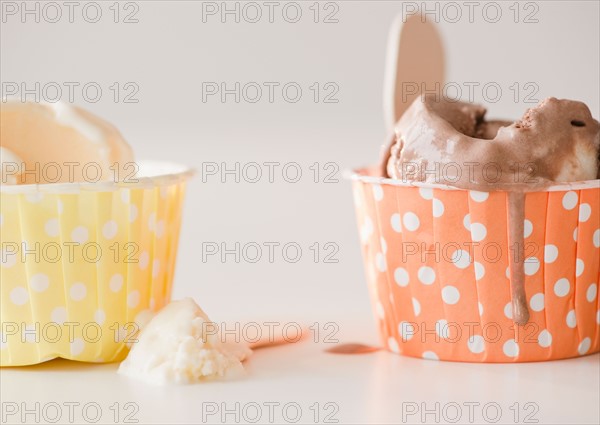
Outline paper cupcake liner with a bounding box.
[0,161,194,366]
[351,168,600,362]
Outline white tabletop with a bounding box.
[2,315,598,425]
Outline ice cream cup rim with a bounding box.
[346,167,600,193]
[0,159,196,194]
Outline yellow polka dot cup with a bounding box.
[351,168,600,362]
[1,161,194,366]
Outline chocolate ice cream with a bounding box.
[382,96,600,325]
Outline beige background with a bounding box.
[1,0,599,322]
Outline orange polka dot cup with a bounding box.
[351,167,600,362]
[0,161,194,366]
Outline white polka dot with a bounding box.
[361,216,374,242]
[505,266,510,279]
[152,259,161,278]
[566,310,577,328]
[25,192,44,203]
[524,257,540,276]
[469,191,489,202]
[478,302,484,316]
[530,293,544,312]
[597,310,600,325]
[578,337,591,355]
[129,204,138,223]
[573,228,578,242]
[538,330,552,348]
[432,198,445,218]
[579,203,592,222]
[373,184,383,201]
[71,226,88,244]
[544,245,559,263]
[418,266,436,285]
[503,339,519,357]
[0,214,3,227]
[127,290,140,308]
[160,186,169,199]
[57,199,64,215]
[474,262,485,280]
[375,253,387,272]
[470,223,487,242]
[467,335,485,354]
[554,278,570,297]
[391,213,402,232]
[139,251,150,270]
[419,187,433,200]
[45,218,60,237]
[10,287,29,305]
[422,351,439,361]
[70,338,85,356]
[586,284,598,302]
[387,337,400,353]
[1,250,17,269]
[394,268,409,287]
[523,220,533,238]
[29,273,49,292]
[70,282,87,301]
[120,189,131,203]
[148,212,156,231]
[398,322,415,341]
[441,286,460,305]
[436,320,450,339]
[504,302,513,319]
[380,237,387,254]
[102,220,118,239]
[94,309,106,325]
[51,307,67,324]
[576,259,584,277]
[593,229,600,248]
[562,191,578,210]
[463,214,471,231]
[375,302,385,318]
[451,249,471,269]
[403,212,420,232]
[155,220,165,238]
[109,273,124,292]
[412,298,421,316]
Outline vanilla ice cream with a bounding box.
[0,146,24,184]
[0,101,134,184]
[118,298,251,385]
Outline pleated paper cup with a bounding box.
[0,160,194,366]
[351,167,600,362]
